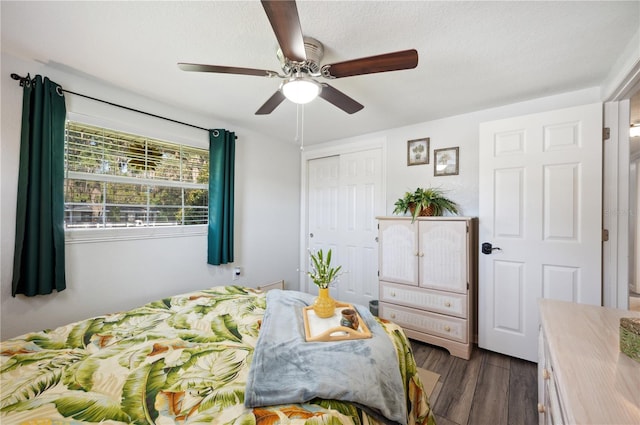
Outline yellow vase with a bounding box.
[313,287,336,318]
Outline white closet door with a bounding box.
[306,149,383,307]
[307,155,340,296]
[337,149,384,305]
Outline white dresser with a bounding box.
[377,217,477,359]
[538,299,640,425]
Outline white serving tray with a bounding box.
[302,302,372,342]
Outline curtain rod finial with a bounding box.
[10,73,31,86]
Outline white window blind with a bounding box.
[64,121,208,229]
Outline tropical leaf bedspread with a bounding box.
[1,286,435,425]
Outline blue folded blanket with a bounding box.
[244,290,407,425]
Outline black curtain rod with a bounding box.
[10,73,210,133]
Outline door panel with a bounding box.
[493,260,525,333]
[542,265,580,302]
[544,164,579,240]
[494,168,524,237]
[479,103,602,362]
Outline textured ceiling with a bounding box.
[2,1,639,145]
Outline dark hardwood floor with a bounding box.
[410,340,538,425]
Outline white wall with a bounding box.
[316,88,602,217]
[1,53,301,339]
[602,27,640,100]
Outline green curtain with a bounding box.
[12,76,67,296]
[208,129,235,265]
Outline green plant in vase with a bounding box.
[307,249,342,318]
[393,187,459,222]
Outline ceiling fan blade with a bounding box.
[178,63,279,77]
[322,49,418,79]
[255,91,286,115]
[261,0,306,62]
[318,84,364,114]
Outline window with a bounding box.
[64,121,208,230]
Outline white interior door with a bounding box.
[306,149,383,307]
[478,103,602,362]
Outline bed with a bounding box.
[1,285,435,425]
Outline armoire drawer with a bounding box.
[380,281,468,318]
[379,302,468,343]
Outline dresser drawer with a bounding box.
[539,329,568,425]
[380,302,468,343]
[380,281,468,318]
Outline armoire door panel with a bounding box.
[419,220,467,293]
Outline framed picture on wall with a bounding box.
[407,138,429,166]
[434,147,459,176]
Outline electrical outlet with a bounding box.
[233,267,241,280]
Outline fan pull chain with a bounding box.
[300,104,305,151]
[295,103,300,145]
[296,103,305,150]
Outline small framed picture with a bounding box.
[407,138,429,166]
[434,147,459,176]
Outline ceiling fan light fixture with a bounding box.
[282,77,321,104]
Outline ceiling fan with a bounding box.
[178,0,418,115]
